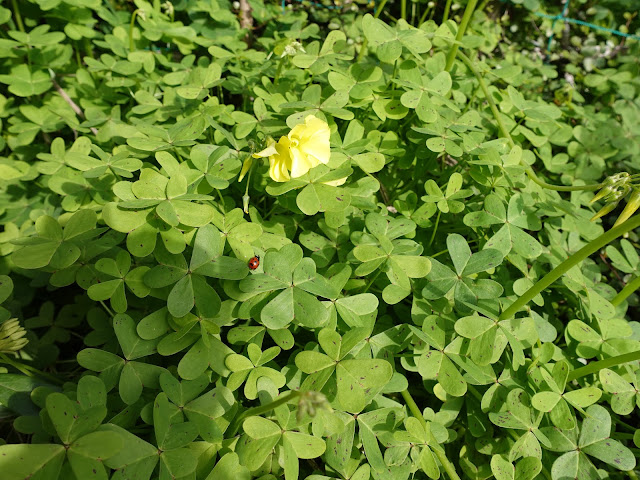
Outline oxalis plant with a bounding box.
[1,0,640,479]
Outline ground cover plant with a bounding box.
[1,0,640,479]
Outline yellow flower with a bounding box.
[254,115,331,182]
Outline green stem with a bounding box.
[129,9,141,52]
[477,0,490,13]
[526,171,601,192]
[456,52,510,139]
[428,209,441,248]
[418,3,432,26]
[456,51,602,193]
[242,155,255,214]
[216,189,226,214]
[401,0,407,20]
[100,300,115,318]
[568,350,640,382]
[611,275,640,307]
[10,0,25,33]
[508,115,526,134]
[442,0,453,22]
[357,0,388,62]
[400,390,461,480]
[390,59,399,94]
[228,390,300,437]
[0,353,32,377]
[444,0,479,72]
[0,353,63,385]
[274,56,286,85]
[362,270,382,293]
[499,215,640,321]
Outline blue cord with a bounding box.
[496,0,640,48]
[533,9,640,41]
[278,0,640,44]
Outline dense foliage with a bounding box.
[1,0,640,479]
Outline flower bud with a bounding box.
[591,201,619,222]
[0,319,28,353]
[590,185,615,205]
[614,188,640,227]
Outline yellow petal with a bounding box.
[299,116,331,165]
[268,137,293,182]
[269,156,290,182]
[286,115,331,177]
[238,156,253,182]
[253,137,278,158]
[289,146,315,178]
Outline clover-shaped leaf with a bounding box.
[239,244,331,329]
[542,405,636,478]
[422,172,472,214]
[237,414,326,476]
[295,327,393,413]
[599,368,640,415]
[423,234,503,310]
[144,224,247,318]
[11,210,99,270]
[225,343,286,400]
[465,193,543,259]
[530,361,601,429]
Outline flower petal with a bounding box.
[238,157,253,182]
[253,137,278,158]
[289,146,314,178]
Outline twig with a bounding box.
[49,70,98,136]
[238,0,253,44]
[599,252,623,284]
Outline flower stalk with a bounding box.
[228,390,301,436]
[129,9,144,52]
[444,0,480,72]
[456,51,601,193]
[400,389,461,480]
[568,350,640,381]
[499,215,640,321]
[10,0,24,33]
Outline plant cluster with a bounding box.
[0,0,640,480]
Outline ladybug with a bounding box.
[248,255,260,270]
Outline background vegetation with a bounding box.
[1,0,640,479]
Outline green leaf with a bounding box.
[353,152,385,173]
[0,444,65,480]
[69,431,124,459]
[205,453,250,480]
[242,416,281,439]
[336,359,393,413]
[297,183,351,216]
[167,275,195,318]
[113,314,158,360]
[599,368,638,415]
[283,431,326,458]
[582,439,636,471]
[579,405,610,447]
[295,351,335,374]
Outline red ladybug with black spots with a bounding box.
[248,255,260,270]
